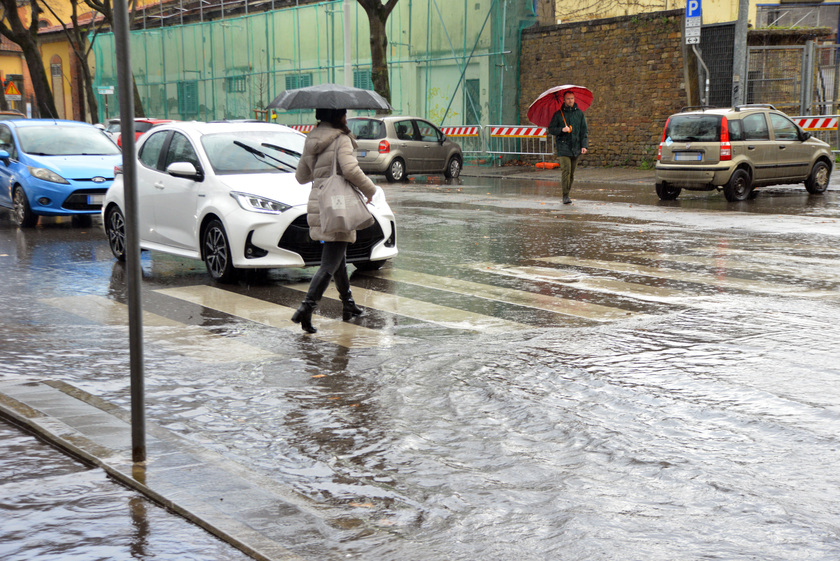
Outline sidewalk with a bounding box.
[461,162,657,184]
[0,379,319,561]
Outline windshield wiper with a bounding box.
[260,142,301,159]
[233,141,295,172]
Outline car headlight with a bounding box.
[27,166,69,184]
[230,191,292,214]
[371,186,387,207]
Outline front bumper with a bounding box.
[25,178,111,216]
[227,208,398,269]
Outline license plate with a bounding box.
[359,151,366,157]
[87,194,104,205]
[674,152,702,161]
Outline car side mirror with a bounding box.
[167,161,203,181]
[801,130,812,141]
[0,149,9,165]
[94,123,106,130]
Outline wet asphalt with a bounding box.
[2,163,840,560]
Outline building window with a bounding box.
[353,69,373,91]
[225,76,247,93]
[285,73,312,90]
[178,81,199,116]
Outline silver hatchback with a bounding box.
[348,116,462,182]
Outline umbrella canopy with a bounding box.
[527,85,593,128]
[267,83,392,111]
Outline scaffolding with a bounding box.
[91,0,534,127]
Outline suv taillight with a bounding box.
[379,140,390,154]
[658,117,671,161]
[720,116,731,160]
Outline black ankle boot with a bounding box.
[341,294,364,321]
[291,300,317,333]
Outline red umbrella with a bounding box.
[527,85,593,128]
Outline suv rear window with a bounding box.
[665,114,721,142]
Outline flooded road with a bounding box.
[1,176,840,559]
[0,418,256,560]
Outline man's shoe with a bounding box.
[563,195,572,204]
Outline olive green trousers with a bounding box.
[557,156,578,197]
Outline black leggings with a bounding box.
[305,241,351,301]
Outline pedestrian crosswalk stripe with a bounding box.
[40,295,277,362]
[613,250,840,283]
[360,268,636,321]
[286,283,529,332]
[537,255,835,297]
[468,263,686,301]
[155,286,405,349]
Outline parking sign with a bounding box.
[686,0,701,19]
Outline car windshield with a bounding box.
[665,114,722,142]
[201,130,304,174]
[348,118,385,140]
[18,125,121,155]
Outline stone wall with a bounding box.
[521,10,687,168]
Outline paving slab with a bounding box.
[0,379,328,561]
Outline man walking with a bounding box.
[547,91,588,204]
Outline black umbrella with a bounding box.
[267,83,392,111]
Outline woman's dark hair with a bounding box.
[315,108,350,134]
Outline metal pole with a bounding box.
[732,0,749,106]
[343,0,352,87]
[112,0,145,464]
[693,44,710,105]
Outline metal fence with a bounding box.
[748,43,840,116]
[484,126,555,162]
[439,126,484,157]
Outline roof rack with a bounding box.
[734,104,776,111]
[679,105,721,112]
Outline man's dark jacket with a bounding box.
[547,104,588,158]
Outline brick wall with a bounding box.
[521,10,687,167]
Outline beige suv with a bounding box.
[655,105,833,201]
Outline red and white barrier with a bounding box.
[793,117,838,131]
[489,126,547,138]
[288,124,315,133]
[440,126,480,137]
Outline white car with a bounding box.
[102,121,397,282]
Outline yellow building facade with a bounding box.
[555,0,760,27]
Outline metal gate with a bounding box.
[747,43,840,116]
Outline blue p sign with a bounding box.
[687,0,701,18]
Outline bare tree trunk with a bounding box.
[356,0,400,113]
[20,41,59,118]
[0,0,59,118]
[0,81,8,111]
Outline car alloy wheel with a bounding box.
[445,156,462,179]
[805,161,830,194]
[386,158,405,182]
[203,219,236,282]
[106,206,127,261]
[13,186,37,228]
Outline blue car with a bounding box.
[0,119,122,227]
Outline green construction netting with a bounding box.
[92,0,533,127]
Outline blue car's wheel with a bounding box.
[13,186,37,228]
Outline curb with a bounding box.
[0,379,308,561]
